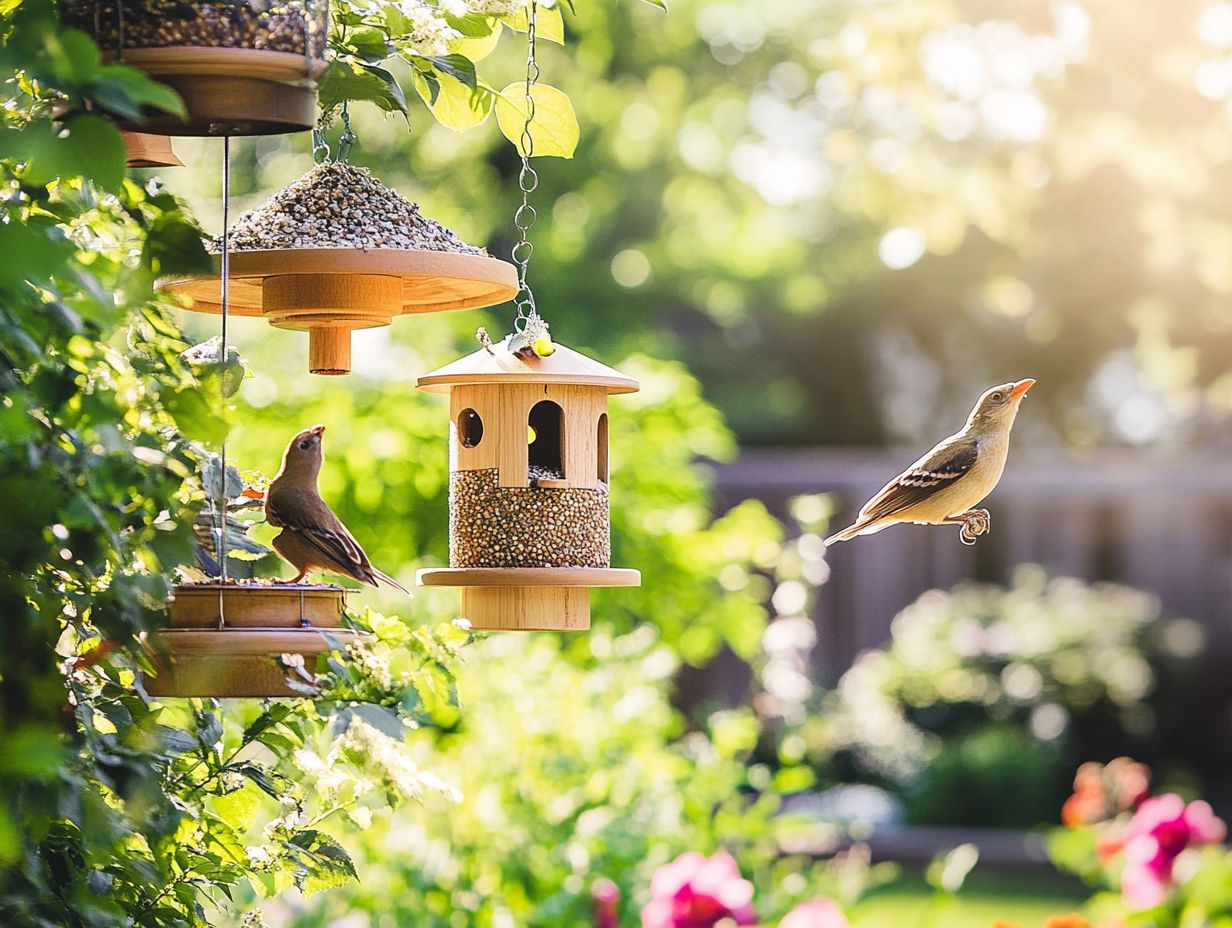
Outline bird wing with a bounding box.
[266,488,374,583]
[857,436,979,523]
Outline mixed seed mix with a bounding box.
[450,468,610,569]
[66,0,325,56]
[214,161,489,255]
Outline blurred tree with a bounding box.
[164,0,1232,449]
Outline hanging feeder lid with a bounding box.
[417,337,639,394]
[165,161,516,315]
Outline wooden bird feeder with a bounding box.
[144,582,361,698]
[123,131,182,168]
[416,338,640,631]
[162,162,518,375]
[65,0,328,136]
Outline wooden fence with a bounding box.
[711,449,1232,682]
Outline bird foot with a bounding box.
[951,508,991,546]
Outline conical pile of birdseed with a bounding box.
[215,161,488,255]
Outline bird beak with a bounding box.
[310,425,326,436]
[1010,379,1036,399]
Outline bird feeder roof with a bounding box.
[417,339,639,394]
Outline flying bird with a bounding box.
[265,425,408,593]
[824,379,1035,546]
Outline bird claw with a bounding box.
[956,508,991,546]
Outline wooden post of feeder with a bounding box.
[263,272,404,374]
[416,340,641,631]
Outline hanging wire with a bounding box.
[215,136,232,628]
[511,0,541,333]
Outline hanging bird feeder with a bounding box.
[162,161,518,375]
[146,582,359,697]
[64,0,327,135]
[416,336,641,630]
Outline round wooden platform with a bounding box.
[144,627,361,698]
[163,248,519,317]
[121,48,327,82]
[416,567,641,588]
[115,48,326,136]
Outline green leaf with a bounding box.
[427,53,477,88]
[445,12,497,38]
[502,4,564,43]
[452,24,501,63]
[11,115,127,191]
[495,83,578,158]
[210,781,264,826]
[91,64,185,120]
[421,74,493,132]
[317,60,408,117]
[143,212,210,278]
[346,27,392,63]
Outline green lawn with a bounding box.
[851,872,1089,928]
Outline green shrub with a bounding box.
[810,568,1205,828]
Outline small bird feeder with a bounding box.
[416,337,640,631]
[163,161,518,375]
[64,0,328,135]
[145,582,361,698]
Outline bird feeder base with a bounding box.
[416,567,640,632]
[167,582,346,629]
[113,48,326,136]
[162,248,519,375]
[123,131,182,167]
[144,627,361,698]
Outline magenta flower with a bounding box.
[641,851,756,928]
[1120,794,1226,909]
[779,898,850,928]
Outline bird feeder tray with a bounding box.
[123,130,182,167]
[161,162,518,374]
[64,0,328,136]
[167,581,346,629]
[418,568,640,632]
[415,338,640,631]
[115,49,326,136]
[144,627,361,698]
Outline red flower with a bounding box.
[641,852,756,928]
[1120,794,1226,909]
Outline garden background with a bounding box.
[6,0,1232,925]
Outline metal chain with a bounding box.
[312,103,356,164]
[511,0,541,333]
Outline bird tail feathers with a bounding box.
[372,567,411,596]
[824,520,878,546]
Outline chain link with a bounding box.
[511,0,541,333]
[313,102,356,164]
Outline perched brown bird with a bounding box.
[825,379,1035,546]
[265,425,408,593]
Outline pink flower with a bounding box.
[780,898,850,928]
[641,851,756,928]
[1120,794,1226,909]
[593,878,620,928]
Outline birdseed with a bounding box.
[213,161,489,255]
[450,468,610,569]
[65,0,325,57]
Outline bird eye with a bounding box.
[298,441,310,450]
[991,391,1004,402]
